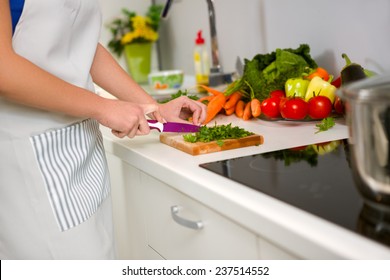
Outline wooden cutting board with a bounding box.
[160,133,264,156]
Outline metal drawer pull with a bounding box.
[170,206,203,230]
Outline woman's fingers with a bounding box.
[142,103,164,123]
[158,96,207,125]
[188,100,207,125]
[104,101,161,138]
[111,129,127,138]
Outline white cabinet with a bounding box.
[142,172,259,259]
[257,237,299,260]
[107,152,299,260]
[106,153,150,259]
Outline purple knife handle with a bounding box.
[147,120,163,132]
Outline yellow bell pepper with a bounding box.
[304,76,337,104]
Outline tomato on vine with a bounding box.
[261,96,281,118]
[269,89,286,99]
[308,96,332,119]
[333,96,345,115]
[280,98,308,120]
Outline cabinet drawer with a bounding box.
[142,172,259,259]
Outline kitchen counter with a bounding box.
[101,112,390,259]
[97,84,390,259]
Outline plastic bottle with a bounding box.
[193,30,210,88]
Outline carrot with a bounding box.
[197,95,215,103]
[250,98,261,117]
[224,91,242,110]
[224,106,235,116]
[203,93,226,124]
[242,102,252,121]
[235,100,245,118]
[197,84,224,96]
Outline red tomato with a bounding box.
[278,96,288,111]
[269,90,286,99]
[261,96,281,118]
[280,98,308,120]
[331,76,342,88]
[334,96,345,115]
[308,95,332,119]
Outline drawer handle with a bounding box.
[171,206,203,230]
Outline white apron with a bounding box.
[0,0,115,259]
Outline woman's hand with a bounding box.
[158,96,207,125]
[95,99,162,138]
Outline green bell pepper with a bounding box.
[285,78,310,98]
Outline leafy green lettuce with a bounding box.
[227,44,318,101]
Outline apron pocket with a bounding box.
[30,119,110,231]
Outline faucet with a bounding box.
[161,0,233,86]
[205,0,220,73]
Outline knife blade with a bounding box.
[147,120,200,133]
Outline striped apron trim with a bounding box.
[30,119,110,231]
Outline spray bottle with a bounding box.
[193,30,210,88]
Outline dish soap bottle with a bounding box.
[193,30,210,90]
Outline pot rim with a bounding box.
[339,73,390,101]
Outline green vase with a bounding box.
[124,43,152,84]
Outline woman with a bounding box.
[0,0,206,259]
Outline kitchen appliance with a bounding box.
[200,139,390,248]
[339,74,390,207]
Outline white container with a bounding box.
[193,30,210,86]
[148,70,184,94]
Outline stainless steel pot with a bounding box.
[339,74,390,208]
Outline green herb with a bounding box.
[216,140,224,147]
[182,133,197,143]
[183,123,254,144]
[315,117,335,134]
[158,89,199,104]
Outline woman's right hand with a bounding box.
[95,99,162,138]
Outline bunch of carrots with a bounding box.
[197,85,261,124]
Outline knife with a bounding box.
[147,120,200,133]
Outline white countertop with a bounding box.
[101,112,390,259]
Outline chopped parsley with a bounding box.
[315,117,335,134]
[183,123,254,145]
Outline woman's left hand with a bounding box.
[158,96,207,125]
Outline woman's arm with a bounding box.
[0,1,158,138]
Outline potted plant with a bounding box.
[107,5,163,83]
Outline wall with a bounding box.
[153,0,390,77]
